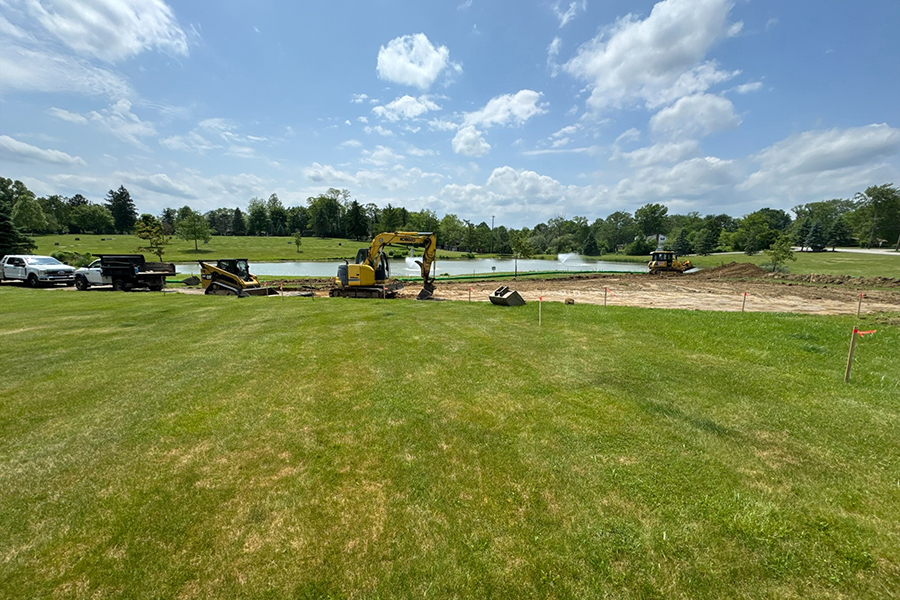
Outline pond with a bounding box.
[176,254,647,277]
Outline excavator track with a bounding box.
[329,283,402,299]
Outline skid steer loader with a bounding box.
[198,259,278,297]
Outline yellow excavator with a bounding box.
[331,232,437,299]
[199,259,278,296]
[648,250,693,274]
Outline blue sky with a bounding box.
[1,0,898,228]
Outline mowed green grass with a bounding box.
[1,290,898,599]
[33,234,468,264]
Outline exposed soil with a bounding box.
[14,261,899,316]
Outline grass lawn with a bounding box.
[1,290,898,599]
[33,234,470,264]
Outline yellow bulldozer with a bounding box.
[331,232,437,299]
[198,259,278,296]
[648,250,693,274]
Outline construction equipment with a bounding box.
[198,259,278,297]
[489,286,526,306]
[648,250,693,274]
[331,232,437,300]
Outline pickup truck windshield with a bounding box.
[26,257,64,266]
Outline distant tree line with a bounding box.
[3,175,898,257]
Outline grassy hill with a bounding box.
[1,289,897,599]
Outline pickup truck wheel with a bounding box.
[75,276,89,291]
[27,274,40,288]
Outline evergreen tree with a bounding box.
[672,228,692,255]
[66,194,89,207]
[827,217,854,250]
[105,186,137,234]
[794,217,811,251]
[581,234,600,256]
[805,219,827,251]
[693,228,716,255]
[0,192,37,255]
[343,200,368,240]
[231,207,247,236]
[160,207,177,234]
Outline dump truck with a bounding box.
[74,255,174,291]
[331,232,437,300]
[198,259,278,297]
[647,250,693,274]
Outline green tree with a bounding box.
[0,179,37,255]
[805,219,828,252]
[231,207,247,236]
[38,195,70,233]
[827,217,854,250]
[246,197,270,236]
[625,236,654,256]
[287,206,308,235]
[70,204,115,234]
[160,207,177,234]
[66,193,89,208]
[293,231,303,253]
[205,208,234,235]
[596,211,637,253]
[175,213,211,250]
[105,186,137,234]
[764,233,797,272]
[582,233,601,256]
[672,228,692,255]
[307,192,342,237]
[635,203,669,246]
[509,229,534,279]
[135,219,171,260]
[343,200,368,240]
[438,214,465,248]
[267,194,287,236]
[851,184,900,248]
[793,218,812,251]
[12,196,48,233]
[693,228,717,255]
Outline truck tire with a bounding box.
[27,274,40,288]
[112,279,125,291]
[75,276,89,291]
[148,282,163,292]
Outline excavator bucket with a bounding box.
[489,286,526,306]
[416,282,436,300]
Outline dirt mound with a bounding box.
[694,262,768,279]
[765,273,900,288]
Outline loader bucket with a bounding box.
[242,286,280,297]
[489,286,526,306]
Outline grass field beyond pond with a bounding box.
[1,290,898,599]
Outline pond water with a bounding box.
[176,255,647,277]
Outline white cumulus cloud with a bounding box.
[452,126,491,157]
[463,90,547,129]
[376,33,461,90]
[649,93,740,138]
[563,0,739,112]
[372,95,441,122]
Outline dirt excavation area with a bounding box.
[395,263,900,316]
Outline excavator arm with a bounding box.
[364,232,437,299]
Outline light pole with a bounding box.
[490,215,495,254]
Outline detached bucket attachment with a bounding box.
[489,286,526,306]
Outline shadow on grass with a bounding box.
[636,398,737,438]
[182,249,215,254]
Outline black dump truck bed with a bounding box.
[94,254,176,276]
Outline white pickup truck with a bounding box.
[0,255,76,287]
